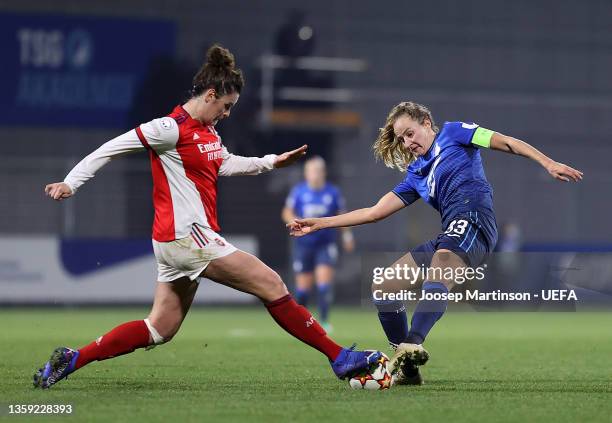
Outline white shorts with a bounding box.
[152,225,237,282]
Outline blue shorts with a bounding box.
[292,242,339,273]
[411,210,498,268]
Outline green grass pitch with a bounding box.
[1,308,611,422]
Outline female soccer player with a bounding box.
[282,156,354,332]
[34,45,381,389]
[288,101,582,385]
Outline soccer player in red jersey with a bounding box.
[34,44,382,389]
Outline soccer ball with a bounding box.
[348,352,393,390]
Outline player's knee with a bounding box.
[144,318,177,345]
[433,249,453,263]
[269,271,288,294]
[262,270,289,300]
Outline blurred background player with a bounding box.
[288,101,583,385]
[282,156,354,332]
[34,44,382,389]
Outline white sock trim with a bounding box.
[144,318,165,345]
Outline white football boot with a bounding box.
[389,343,429,385]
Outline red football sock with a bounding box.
[265,295,342,361]
[74,320,152,370]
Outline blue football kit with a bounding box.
[392,121,499,267]
[286,182,345,273]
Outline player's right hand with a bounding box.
[287,218,322,237]
[273,145,308,168]
[45,182,73,201]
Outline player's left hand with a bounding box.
[545,161,583,182]
[273,145,308,168]
[287,217,322,237]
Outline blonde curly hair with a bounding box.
[373,102,438,172]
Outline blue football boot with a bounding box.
[330,345,383,379]
[33,347,79,389]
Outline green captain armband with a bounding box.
[471,127,494,148]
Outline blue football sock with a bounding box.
[407,281,448,344]
[317,283,332,323]
[295,288,309,306]
[374,299,408,349]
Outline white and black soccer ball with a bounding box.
[348,352,393,391]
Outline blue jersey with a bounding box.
[392,121,495,228]
[286,182,345,246]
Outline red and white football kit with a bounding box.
[64,105,277,282]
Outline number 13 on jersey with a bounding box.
[444,219,469,237]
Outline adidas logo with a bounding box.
[96,336,103,345]
[305,316,315,327]
[193,133,200,140]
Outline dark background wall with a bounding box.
[1,0,610,276]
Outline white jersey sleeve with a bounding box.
[63,129,145,194]
[63,117,180,194]
[218,147,277,176]
[137,117,180,152]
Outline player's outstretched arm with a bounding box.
[489,133,583,182]
[44,128,147,200]
[219,145,307,176]
[288,192,405,237]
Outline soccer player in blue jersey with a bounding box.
[282,157,354,332]
[288,102,582,385]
